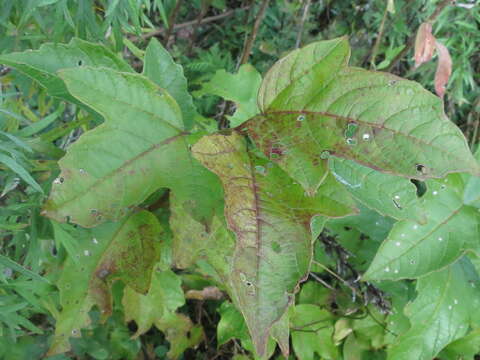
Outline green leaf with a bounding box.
[143,38,197,130]
[122,269,185,337]
[197,64,262,127]
[217,301,250,346]
[170,193,234,283]
[48,210,162,355]
[387,257,480,360]
[244,37,479,195]
[0,154,43,193]
[439,328,480,360]
[364,175,480,280]
[42,67,223,227]
[289,304,338,360]
[330,158,424,221]
[0,254,50,284]
[0,38,132,104]
[463,147,480,207]
[155,313,204,360]
[192,132,356,356]
[217,301,277,359]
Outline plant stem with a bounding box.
[238,0,270,65]
[386,0,453,72]
[295,0,312,49]
[187,2,210,55]
[369,3,389,68]
[140,6,251,41]
[163,0,184,47]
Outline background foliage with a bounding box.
[1,1,479,359]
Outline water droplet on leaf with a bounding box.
[84,250,91,256]
[362,133,370,141]
[346,138,357,146]
[297,114,306,122]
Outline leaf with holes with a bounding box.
[330,158,424,222]
[243,37,479,195]
[364,175,480,280]
[0,38,132,104]
[192,132,356,356]
[387,257,480,360]
[41,67,223,227]
[48,210,162,355]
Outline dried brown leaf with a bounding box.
[414,22,436,68]
[434,40,452,98]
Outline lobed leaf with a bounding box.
[192,132,355,356]
[0,38,132,104]
[48,210,162,355]
[244,37,479,195]
[41,67,223,227]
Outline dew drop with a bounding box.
[79,168,86,174]
[297,114,306,122]
[362,133,370,141]
[438,237,443,242]
[320,150,331,159]
[454,299,458,305]
[227,163,234,169]
[410,259,416,265]
[394,269,399,274]
[71,329,78,335]
[375,221,380,226]
[346,138,357,146]
[400,233,405,238]
[394,195,400,200]
[406,88,414,95]
[432,191,438,195]
[413,224,418,230]
[92,238,98,244]
[385,267,390,272]
[53,177,64,185]
[388,80,397,86]
[395,242,401,246]
[84,250,91,256]
[448,305,453,310]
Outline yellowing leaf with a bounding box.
[192,132,355,356]
[48,211,162,355]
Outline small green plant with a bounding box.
[1,34,480,360]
